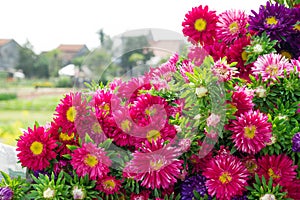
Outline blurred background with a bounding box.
[0,0,267,146]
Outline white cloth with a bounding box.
[0,143,26,180]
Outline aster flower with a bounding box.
[130,190,150,200]
[91,89,114,119]
[290,57,300,77]
[245,32,277,64]
[203,153,249,200]
[0,186,13,200]
[256,154,298,187]
[179,58,195,82]
[292,132,300,152]
[216,9,248,44]
[229,110,272,154]
[282,179,300,200]
[252,53,292,81]
[211,57,238,82]
[96,176,121,195]
[226,36,252,81]
[188,45,209,66]
[70,143,111,180]
[248,2,295,43]
[181,175,210,200]
[54,92,88,134]
[229,86,254,116]
[182,5,218,45]
[16,125,57,171]
[203,41,228,61]
[123,139,183,189]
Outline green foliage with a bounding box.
[0,171,30,199]
[269,0,300,7]
[55,76,73,88]
[0,93,17,101]
[245,32,277,65]
[246,174,288,199]
[27,171,70,199]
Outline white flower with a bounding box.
[195,86,208,98]
[253,44,263,53]
[43,187,55,198]
[194,114,201,120]
[72,186,85,200]
[255,86,267,98]
[260,193,276,200]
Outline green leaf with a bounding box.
[66,144,79,151]
[0,171,11,185]
[62,154,72,159]
[84,133,94,144]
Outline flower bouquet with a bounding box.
[1,0,300,199]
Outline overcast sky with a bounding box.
[0,0,267,53]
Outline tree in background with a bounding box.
[120,35,154,76]
[16,41,37,78]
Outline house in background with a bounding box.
[56,44,90,66]
[0,39,21,71]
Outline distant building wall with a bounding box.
[0,39,20,71]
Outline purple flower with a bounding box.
[0,186,13,200]
[292,132,300,152]
[249,2,295,43]
[232,194,248,200]
[181,175,211,200]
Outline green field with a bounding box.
[0,92,67,146]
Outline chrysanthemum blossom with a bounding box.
[96,176,121,195]
[248,2,295,42]
[217,9,249,44]
[181,175,210,200]
[230,86,254,116]
[123,140,183,189]
[188,45,209,66]
[203,154,249,200]
[70,143,111,180]
[16,126,57,171]
[257,154,298,186]
[212,58,238,82]
[182,5,218,45]
[0,186,13,200]
[229,110,272,154]
[252,53,291,81]
[292,132,300,152]
[54,92,88,134]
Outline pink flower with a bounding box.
[229,110,272,154]
[70,143,111,180]
[203,153,249,200]
[123,140,183,189]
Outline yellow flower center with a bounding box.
[100,103,110,111]
[150,159,164,171]
[92,122,103,134]
[265,16,278,25]
[30,141,43,155]
[146,130,161,142]
[294,22,300,31]
[145,107,157,116]
[194,18,207,32]
[241,51,248,61]
[219,172,232,184]
[102,179,116,190]
[66,106,76,122]
[244,125,256,139]
[121,119,131,132]
[59,132,74,141]
[84,154,98,167]
[268,168,280,179]
[266,64,279,76]
[281,50,292,59]
[229,21,239,34]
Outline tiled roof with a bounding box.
[0,39,12,46]
[57,44,87,52]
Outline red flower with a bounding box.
[203,153,249,200]
[182,5,217,45]
[16,126,57,171]
[256,154,298,187]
